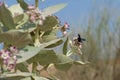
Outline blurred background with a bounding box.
[5,0,120,80]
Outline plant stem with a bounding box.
[35,0,39,7]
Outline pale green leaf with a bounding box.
[16,63,29,72]
[0,72,32,78]
[56,54,73,64]
[55,63,72,71]
[0,3,15,29]
[54,54,73,71]
[44,26,60,35]
[19,22,36,32]
[16,13,29,29]
[0,30,32,48]
[70,44,83,55]
[39,16,59,31]
[42,35,57,42]
[74,61,86,65]
[13,14,24,24]
[45,39,63,48]
[8,4,23,17]
[17,0,28,10]
[63,37,69,55]
[17,38,62,64]
[43,3,67,17]
[27,50,58,65]
[33,76,49,80]
[20,77,31,80]
[66,50,73,56]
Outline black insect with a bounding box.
[77,34,86,43]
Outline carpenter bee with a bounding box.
[77,34,86,43]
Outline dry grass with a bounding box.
[42,7,120,80]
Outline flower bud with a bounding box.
[10,46,18,53]
[28,5,36,10]
[38,20,43,25]
[64,22,69,29]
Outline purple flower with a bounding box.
[0,46,18,72]
[6,57,17,71]
[30,15,36,22]
[61,22,70,36]
[3,59,8,65]
[64,22,69,30]
[1,50,10,60]
[7,64,16,71]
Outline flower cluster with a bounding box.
[0,46,18,71]
[61,22,69,36]
[73,34,84,49]
[69,34,86,54]
[26,5,45,25]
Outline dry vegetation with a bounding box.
[43,7,120,80]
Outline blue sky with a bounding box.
[6,0,92,23]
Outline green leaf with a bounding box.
[17,0,28,10]
[17,38,62,64]
[16,13,29,29]
[70,46,78,53]
[54,54,73,71]
[39,16,59,31]
[43,3,67,17]
[44,26,60,36]
[13,14,24,24]
[63,37,69,55]
[27,50,58,65]
[55,63,72,71]
[0,3,15,29]
[45,39,63,48]
[33,76,49,80]
[8,4,23,17]
[19,22,36,32]
[16,63,29,72]
[66,50,73,56]
[0,30,32,48]
[0,72,32,78]
[56,54,73,64]
[42,35,57,42]
[21,76,49,80]
[42,26,60,42]
[74,61,86,65]
[0,76,24,80]
[20,77,31,80]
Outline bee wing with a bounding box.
[81,38,86,41]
